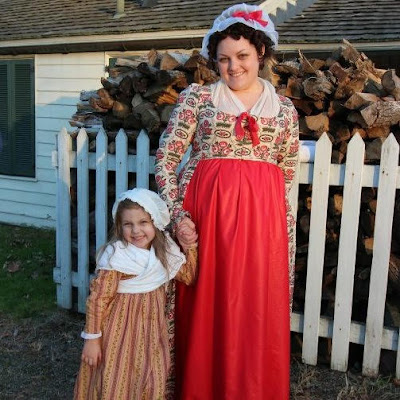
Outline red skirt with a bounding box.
[175,158,290,400]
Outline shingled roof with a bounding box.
[277,0,400,46]
[0,0,399,54]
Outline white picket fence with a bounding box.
[53,127,400,378]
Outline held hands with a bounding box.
[176,217,198,251]
[81,338,102,368]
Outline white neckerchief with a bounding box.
[210,78,280,118]
[96,232,185,294]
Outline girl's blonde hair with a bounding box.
[97,199,170,271]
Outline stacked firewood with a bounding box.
[69,49,218,152]
[273,39,400,163]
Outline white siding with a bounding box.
[0,52,107,227]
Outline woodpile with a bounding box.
[273,39,400,164]
[69,49,218,153]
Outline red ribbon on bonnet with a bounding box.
[235,112,260,147]
[231,10,268,27]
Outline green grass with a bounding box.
[0,223,57,319]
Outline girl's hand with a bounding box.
[176,217,198,251]
[81,338,102,367]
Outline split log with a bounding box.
[344,93,380,110]
[305,113,330,133]
[366,125,391,139]
[285,76,304,99]
[159,52,190,70]
[381,70,400,101]
[147,49,162,68]
[274,60,302,76]
[112,101,131,119]
[360,101,400,127]
[365,138,384,162]
[303,76,334,100]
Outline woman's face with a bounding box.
[216,36,262,92]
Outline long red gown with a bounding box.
[176,159,290,400]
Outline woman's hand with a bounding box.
[176,217,198,251]
[81,338,102,367]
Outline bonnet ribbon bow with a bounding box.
[231,10,268,27]
[235,112,260,147]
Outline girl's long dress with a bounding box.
[73,248,197,400]
[155,83,299,400]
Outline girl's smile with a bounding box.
[121,207,156,249]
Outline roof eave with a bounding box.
[0,29,207,55]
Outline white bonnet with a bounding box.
[112,188,170,231]
[200,3,278,59]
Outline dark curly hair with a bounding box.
[207,23,274,71]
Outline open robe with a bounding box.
[155,81,299,399]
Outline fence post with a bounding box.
[136,129,150,188]
[363,134,399,376]
[96,128,109,251]
[302,133,332,365]
[331,134,365,371]
[76,128,90,313]
[56,128,72,309]
[115,129,128,199]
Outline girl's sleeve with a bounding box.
[82,269,122,337]
[277,103,300,195]
[175,246,198,286]
[154,85,199,226]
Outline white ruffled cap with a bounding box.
[112,188,170,231]
[200,3,278,59]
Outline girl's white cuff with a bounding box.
[81,331,102,340]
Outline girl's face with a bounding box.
[120,207,156,250]
[216,36,262,92]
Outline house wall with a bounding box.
[0,52,107,228]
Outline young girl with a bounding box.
[73,188,197,400]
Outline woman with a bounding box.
[155,3,299,399]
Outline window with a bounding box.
[0,59,35,177]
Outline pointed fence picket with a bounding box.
[53,128,400,378]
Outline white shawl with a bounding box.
[96,232,185,294]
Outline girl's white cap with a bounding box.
[112,188,170,231]
[200,3,278,60]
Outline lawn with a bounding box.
[0,223,57,318]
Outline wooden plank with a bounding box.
[291,312,398,351]
[36,117,71,132]
[0,200,55,219]
[36,104,77,119]
[36,64,105,79]
[36,53,106,66]
[0,212,55,228]
[96,128,108,251]
[36,78,101,92]
[77,129,90,313]
[136,129,150,188]
[36,130,58,145]
[0,179,55,194]
[115,129,128,199]
[36,91,80,106]
[56,128,72,309]
[302,133,332,365]
[0,189,55,205]
[331,134,365,371]
[363,134,399,377]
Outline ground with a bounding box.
[0,310,399,400]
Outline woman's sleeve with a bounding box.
[155,85,199,226]
[175,246,198,286]
[277,104,300,196]
[83,269,122,336]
